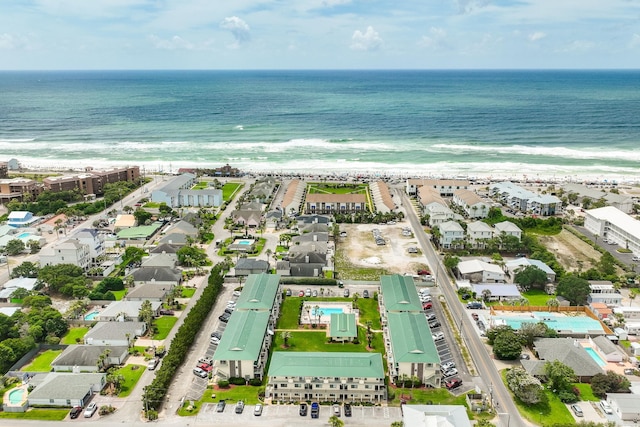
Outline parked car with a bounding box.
[441,361,455,371]
[198,363,213,372]
[305,288,312,297]
[299,402,308,416]
[285,288,292,296]
[69,406,83,419]
[432,332,444,341]
[344,403,352,417]
[147,357,159,370]
[299,290,305,297]
[363,290,370,298]
[159,309,174,315]
[254,403,263,416]
[333,403,341,416]
[442,368,458,377]
[633,256,640,262]
[571,404,584,417]
[445,378,463,390]
[193,367,208,378]
[211,331,222,339]
[426,313,436,321]
[343,288,350,297]
[520,353,530,360]
[211,336,220,345]
[312,289,318,297]
[311,402,320,418]
[600,400,613,414]
[84,402,98,418]
[219,313,230,323]
[423,302,433,310]
[471,313,479,321]
[467,301,483,309]
[216,401,226,412]
[417,269,430,275]
[429,320,441,328]
[235,400,245,414]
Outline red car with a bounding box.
[445,378,462,390]
[423,302,433,310]
[298,290,305,297]
[417,269,430,275]
[198,363,214,372]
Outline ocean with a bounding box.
[1,70,639,182]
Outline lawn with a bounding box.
[20,349,62,371]
[356,297,382,330]
[0,409,69,421]
[114,364,146,397]
[192,182,208,190]
[222,182,242,201]
[142,202,161,208]
[521,289,555,306]
[111,289,127,300]
[61,327,89,344]
[181,287,196,298]
[276,297,302,329]
[307,182,368,195]
[389,387,467,406]
[153,316,178,339]
[272,330,383,354]
[178,385,264,416]
[574,383,599,401]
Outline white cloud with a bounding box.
[220,16,251,47]
[528,31,546,42]
[148,35,194,50]
[455,0,490,14]
[557,39,596,53]
[350,26,383,51]
[0,33,33,50]
[420,27,447,49]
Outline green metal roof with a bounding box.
[380,274,422,312]
[116,222,163,239]
[236,273,280,311]
[387,312,440,364]
[268,352,384,379]
[213,310,270,362]
[329,313,357,338]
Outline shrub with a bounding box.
[229,377,247,385]
[558,390,579,403]
[249,378,262,386]
[217,380,230,388]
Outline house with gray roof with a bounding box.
[151,173,222,208]
[51,345,128,372]
[607,393,640,422]
[288,252,327,277]
[289,241,329,256]
[592,335,625,363]
[232,209,262,228]
[563,183,635,214]
[141,252,177,268]
[157,232,189,246]
[0,277,37,303]
[234,258,270,276]
[266,352,385,403]
[27,372,106,408]
[328,313,357,342]
[292,232,329,244]
[125,282,172,302]
[493,221,522,241]
[150,243,181,254]
[523,338,604,382]
[163,220,198,237]
[297,214,331,225]
[131,266,182,287]
[84,321,146,346]
[471,283,521,301]
[299,222,329,233]
[506,258,556,282]
[96,300,161,321]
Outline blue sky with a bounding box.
[1,0,639,69]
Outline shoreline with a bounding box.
[10,159,640,186]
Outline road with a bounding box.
[398,189,526,427]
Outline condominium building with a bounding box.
[584,206,640,256]
[304,193,367,214]
[43,166,140,195]
[266,352,386,403]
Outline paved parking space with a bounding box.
[196,403,401,426]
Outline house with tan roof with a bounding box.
[418,187,454,226]
[304,193,367,214]
[370,180,396,213]
[406,178,469,196]
[452,189,489,219]
[282,179,305,215]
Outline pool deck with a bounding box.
[2,385,29,412]
[300,301,356,325]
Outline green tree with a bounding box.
[486,325,515,345]
[598,252,616,276]
[328,415,344,427]
[544,360,576,393]
[4,239,25,256]
[492,329,522,360]
[443,254,460,271]
[177,245,208,267]
[518,322,547,348]
[0,314,18,341]
[281,331,291,348]
[27,240,40,254]
[0,344,16,372]
[133,208,152,225]
[514,265,548,291]
[390,422,404,427]
[10,261,39,278]
[556,274,591,305]
[123,246,146,265]
[591,371,631,397]
[138,300,154,333]
[505,366,544,405]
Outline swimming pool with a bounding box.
[8,388,25,405]
[237,240,252,245]
[312,307,344,316]
[16,232,30,239]
[585,347,607,367]
[84,311,100,321]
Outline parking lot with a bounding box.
[195,402,402,426]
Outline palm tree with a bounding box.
[281,331,291,348]
[265,249,272,269]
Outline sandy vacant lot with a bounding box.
[537,229,602,273]
[339,223,429,276]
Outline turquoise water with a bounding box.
[84,311,100,321]
[8,388,25,404]
[312,307,344,316]
[236,240,252,245]
[16,233,30,239]
[498,312,604,334]
[585,347,607,367]
[1,70,639,180]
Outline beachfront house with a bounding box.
[452,189,489,219]
[563,183,635,214]
[405,179,469,197]
[490,182,561,216]
[304,193,367,214]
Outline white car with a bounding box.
[632,256,640,262]
[441,361,456,371]
[600,400,613,414]
[442,368,458,377]
[84,402,98,418]
[432,332,444,341]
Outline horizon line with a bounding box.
[1,68,640,72]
